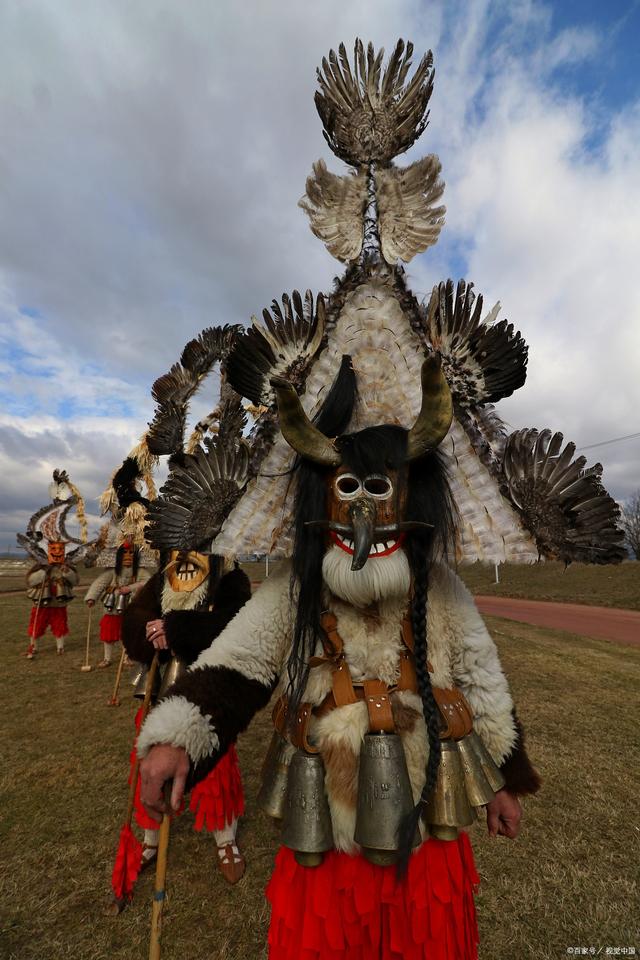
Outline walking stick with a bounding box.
[81,605,93,672]
[108,653,160,915]
[107,645,127,705]
[26,579,46,658]
[149,784,172,960]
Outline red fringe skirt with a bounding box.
[266,835,480,960]
[28,605,69,639]
[99,613,122,644]
[189,744,245,831]
[130,707,244,832]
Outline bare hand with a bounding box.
[145,618,168,650]
[86,599,95,608]
[118,585,131,596]
[486,789,522,839]
[139,744,190,817]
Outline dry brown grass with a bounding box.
[1,585,638,960]
[459,560,640,610]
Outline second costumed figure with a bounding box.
[123,327,253,884]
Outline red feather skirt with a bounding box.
[99,613,122,643]
[28,605,69,639]
[266,835,480,960]
[130,707,244,832]
[189,744,245,831]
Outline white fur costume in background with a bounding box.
[138,549,516,853]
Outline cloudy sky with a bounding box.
[1,0,639,550]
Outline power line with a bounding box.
[578,431,640,452]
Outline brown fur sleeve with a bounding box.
[121,572,163,664]
[499,711,542,796]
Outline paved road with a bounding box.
[476,596,640,647]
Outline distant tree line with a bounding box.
[621,491,640,559]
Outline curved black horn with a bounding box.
[270,377,342,466]
[406,357,453,461]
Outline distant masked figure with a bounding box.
[19,470,93,659]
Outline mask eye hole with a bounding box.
[363,475,393,498]
[335,474,361,499]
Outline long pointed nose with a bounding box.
[348,498,377,571]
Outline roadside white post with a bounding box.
[265,554,270,578]
[494,562,500,584]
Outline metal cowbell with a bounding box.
[257,731,297,820]
[281,750,333,866]
[466,731,506,793]
[103,591,116,611]
[354,733,418,866]
[115,592,129,614]
[423,740,475,841]
[157,655,187,701]
[132,661,161,700]
[456,733,498,807]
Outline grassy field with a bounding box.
[458,560,640,610]
[4,559,638,611]
[1,585,638,960]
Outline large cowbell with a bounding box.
[257,731,297,820]
[281,750,333,866]
[354,733,419,866]
[157,655,187,701]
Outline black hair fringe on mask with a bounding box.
[287,355,357,720]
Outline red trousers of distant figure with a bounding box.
[28,606,69,639]
[99,613,122,644]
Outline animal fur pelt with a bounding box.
[138,559,532,849]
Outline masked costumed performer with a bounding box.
[88,443,161,668]
[19,470,90,659]
[85,540,153,667]
[121,329,254,884]
[135,358,542,958]
[133,39,622,956]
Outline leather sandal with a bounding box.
[139,844,158,872]
[96,659,111,668]
[216,842,245,885]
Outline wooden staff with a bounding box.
[148,784,172,960]
[108,652,160,915]
[81,604,93,672]
[107,645,127,706]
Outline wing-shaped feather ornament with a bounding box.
[375,156,445,263]
[147,325,242,455]
[145,439,250,552]
[422,279,528,408]
[226,291,326,407]
[315,39,434,165]
[502,428,625,563]
[299,160,367,262]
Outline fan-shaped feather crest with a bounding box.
[422,279,528,407]
[226,291,325,406]
[147,325,242,455]
[315,39,434,165]
[502,428,625,563]
[146,439,250,551]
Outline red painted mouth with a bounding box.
[330,530,405,559]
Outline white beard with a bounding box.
[321,543,411,608]
[160,577,209,614]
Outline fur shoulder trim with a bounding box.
[193,560,292,687]
[137,694,219,763]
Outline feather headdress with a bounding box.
[209,38,623,565]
